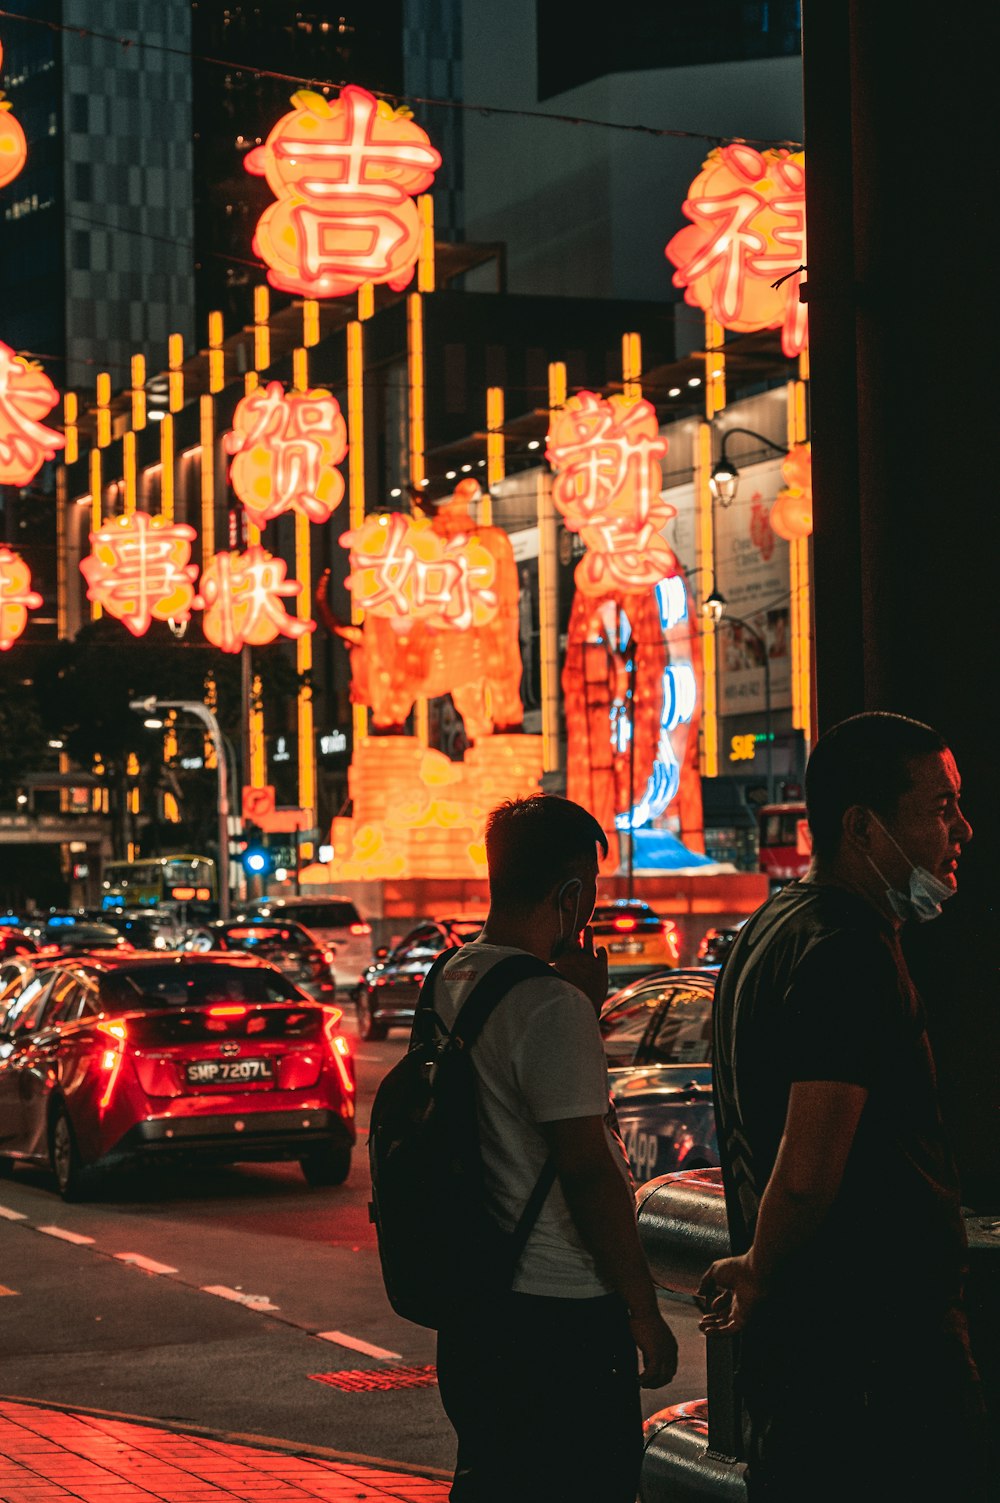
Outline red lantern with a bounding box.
[666,144,807,358]
[0,546,42,650]
[0,342,65,485]
[79,512,198,637]
[0,44,27,190]
[225,381,348,529]
[197,545,314,653]
[769,444,813,539]
[245,86,441,299]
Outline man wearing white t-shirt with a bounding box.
[433,795,678,1503]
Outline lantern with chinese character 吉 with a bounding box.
[80,511,198,637]
[0,546,42,650]
[0,44,28,190]
[245,85,441,299]
[225,381,348,529]
[0,341,66,485]
[196,544,314,653]
[769,443,813,540]
[666,144,807,358]
[546,391,676,596]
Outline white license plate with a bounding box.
[609,940,645,955]
[185,1058,275,1085]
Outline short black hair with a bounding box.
[805,712,947,861]
[485,796,608,909]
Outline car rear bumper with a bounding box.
[105,1108,355,1164]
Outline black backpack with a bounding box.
[368,948,557,1330]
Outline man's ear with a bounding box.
[842,804,874,851]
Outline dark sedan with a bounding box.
[600,969,718,1182]
[355,916,485,1040]
[195,918,337,999]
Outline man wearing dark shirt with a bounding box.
[700,713,987,1500]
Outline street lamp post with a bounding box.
[702,592,775,805]
[129,696,231,920]
[709,426,790,507]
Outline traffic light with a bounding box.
[241,843,273,877]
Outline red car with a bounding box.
[0,953,356,1200]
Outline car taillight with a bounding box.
[322,1008,354,1095]
[613,917,638,931]
[663,922,680,963]
[322,947,336,965]
[349,922,371,936]
[208,1005,248,1017]
[96,1019,128,1110]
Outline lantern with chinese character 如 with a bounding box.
[666,144,807,358]
[245,85,441,299]
[0,44,28,190]
[0,341,65,485]
[0,546,42,650]
[225,381,348,529]
[769,443,813,539]
[80,512,198,637]
[197,544,314,653]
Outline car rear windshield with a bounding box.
[98,963,305,1010]
[271,901,359,927]
[219,925,310,951]
[592,904,656,923]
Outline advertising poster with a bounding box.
[712,459,791,717]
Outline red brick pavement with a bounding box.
[0,1400,451,1503]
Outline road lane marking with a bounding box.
[36,1225,95,1245]
[115,1253,178,1275]
[315,1330,402,1360]
[201,1284,280,1312]
[0,1204,27,1221]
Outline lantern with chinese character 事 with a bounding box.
[0,546,42,650]
[0,44,28,190]
[225,381,348,529]
[80,512,199,637]
[245,85,441,299]
[769,443,813,540]
[0,342,66,486]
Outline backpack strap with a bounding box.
[409,947,457,1050]
[451,952,554,1050]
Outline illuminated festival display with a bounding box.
[0,44,28,190]
[0,546,42,650]
[245,85,441,298]
[225,381,348,529]
[80,512,198,637]
[769,442,813,539]
[0,342,66,485]
[197,545,314,653]
[666,144,808,358]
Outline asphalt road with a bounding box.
[0,1018,706,1474]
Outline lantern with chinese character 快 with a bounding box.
[225,381,348,529]
[80,511,198,637]
[0,44,28,190]
[197,544,314,653]
[0,546,42,650]
[245,85,441,299]
[0,341,65,485]
[666,144,807,358]
[769,443,813,539]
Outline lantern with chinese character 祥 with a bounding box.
[80,512,198,637]
[0,44,28,190]
[666,144,807,358]
[225,381,348,529]
[0,341,65,485]
[0,546,42,650]
[197,545,314,653]
[769,443,813,539]
[245,85,441,299]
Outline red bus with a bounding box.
[757,803,811,882]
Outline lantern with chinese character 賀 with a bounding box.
[0,341,65,485]
[245,85,441,299]
[225,381,348,529]
[0,44,28,190]
[0,546,42,650]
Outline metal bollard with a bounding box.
[637,1168,747,1502]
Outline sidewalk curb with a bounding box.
[0,1391,451,1482]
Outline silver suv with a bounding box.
[247,897,372,996]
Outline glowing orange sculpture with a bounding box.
[327,480,523,740]
[769,443,813,539]
[80,512,198,637]
[197,545,314,653]
[547,392,674,596]
[666,144,807,358]
[0,546,42,650]
[0,342,65,485]
[245,85,441,299]
[0,44,28,190]
[225,381,348,529]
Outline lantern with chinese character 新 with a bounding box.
[197,544,314,654]
[769,443,813,539]
[0,44,28,190]
[0,546,42,650]
[0,342,66,486]
[80,511,198,637]
[245,85,441,299]
[225,381,348,529]
[666,144,807,358]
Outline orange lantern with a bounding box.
[196,545,314,653]
[224,380,348,529]
[666,144,807,358]
[546,392,676,595]
[0,545,42,650]
[0,341,65,485]
[80,512,198,636]
[769,443,813,539]
[0,44,27,190]
[245,85,441,299]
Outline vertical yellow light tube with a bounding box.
[621,332,642,402]
[56,465,67,638]
[96,371,111,448]
[63,391,78,465]
[417,193,435,293]
[484,385,505,526]
[242,374,261,544]
[208,310,225,394]
[89,446,102,619]
[293,344,316,855]
[407,291,428,745]
[697,421,719,777]
[250,674,266,788]
[122,431,137,517]
[253,286,270,372]
[539,362,566,773]
[203,675,218,770]
[704,313,726,417]
[131,353,146,431]
[168,333,184,413]
[302,299,320,349]
[160,412,175,521]
[347,315,368,746]
[787,371,812,742]
[199,394,215,561]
